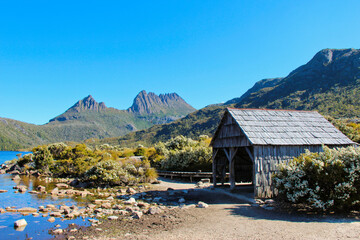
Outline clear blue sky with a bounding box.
[0,1,359,124]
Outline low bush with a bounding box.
[155,135,212,171]
[273,146,360,211]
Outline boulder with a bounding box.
[132,211,143,219]
[0,190,7,193]
[56,183,69,189]
[51,187,59,195]
[53,228,63,234]
[46,204,56,209]
[147,207,162,215]
[47,217,56,222]
[107,216,119,220]
[137,202,150,208]
[0,208,5,213]
[17,207,37,213]
[126,187,136,194]
[50,212,62,217]
[197,201,209,208]
[36,185,46,192]
[18,186,27,193]
[124,197,136,205]
[101,203,112,209]
[14,219,27,228]
[12,175,21,181]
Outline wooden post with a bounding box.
[224,147,238,190]
[212,149,218,187]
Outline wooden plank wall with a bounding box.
[212,112,251,148]
[253,145,323,198]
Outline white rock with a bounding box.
[14,219,27,228]
[107,216,118,220]
[197,201,209,208]
[53,228,63,234]
[124,197,136,205]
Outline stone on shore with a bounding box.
[126,187,136,194]
[18,186,27,193]
[132,211,143,219]
[147,207,162,215]
[36,185,46,192]
[17,207,37,213]
[51,188,59,195]
[53,228,63,234]
[50,212,62,217]
[108,216,119,220]
[56,183,69,189]
[197,201,209,208]
[124,197,136,205]
[14,219,27,228]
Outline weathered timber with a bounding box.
[210,108,356,198]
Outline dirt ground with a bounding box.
[58,178,360,240]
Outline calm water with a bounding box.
[0,151,92,240]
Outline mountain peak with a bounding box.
[128,90,195,116]
[70,95,107,112]
[49,95,107,122]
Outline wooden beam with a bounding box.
[212,149,219,187]
[229,147,238,190]
[245,147,254,162]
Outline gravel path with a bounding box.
[85,178,360,240]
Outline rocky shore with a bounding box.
[0,161,211,239]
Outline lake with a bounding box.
[0,151,92,240]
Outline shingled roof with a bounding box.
[223,108,354,146]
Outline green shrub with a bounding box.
[32,145,54,173]
[156,135,212,171]
[84,158,157,186]
[273,146,360,211]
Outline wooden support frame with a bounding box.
[212,149,219,187]
[223,147,238,190]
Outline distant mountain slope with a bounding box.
[0,91,196,150]
[97,48,360,147]
[89,106,225,147]
[127,90,196,124]
[225,78,283,105]
[232,48,360,118]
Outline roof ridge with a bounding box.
[227,107,317,113]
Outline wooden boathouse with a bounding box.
[210,108,355,198]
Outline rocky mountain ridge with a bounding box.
[98,48,360,147]
[0,91,196,150]
[128,90,196,116]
